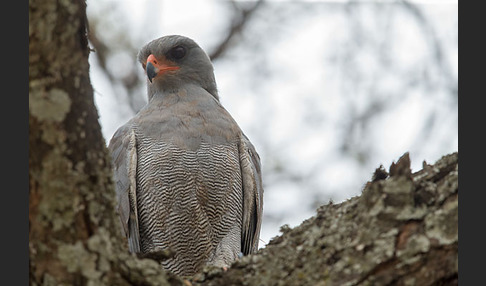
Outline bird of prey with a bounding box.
[108,35,264,276]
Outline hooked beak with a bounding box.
[146,61,157,83]
[145,54,180,83]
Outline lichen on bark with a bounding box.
[195,153,458,286]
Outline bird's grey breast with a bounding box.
[132,96,244,275]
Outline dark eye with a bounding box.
[169,46,186,60]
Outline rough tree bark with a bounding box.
[29,0,183,285]
[193,152,458,286]
[29,0,458,285]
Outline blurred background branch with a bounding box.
[209,0,264,61]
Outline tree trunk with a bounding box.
[29,0,181,285]
[28,0,458,285]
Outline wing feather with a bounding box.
[108,125,141,253]
[239,134,264,255]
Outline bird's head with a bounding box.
[137,35,219,101]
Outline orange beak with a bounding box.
[146,54,180,83]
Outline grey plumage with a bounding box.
[108,35,263,276]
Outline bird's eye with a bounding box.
[169,46,186,60]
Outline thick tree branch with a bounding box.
[192,152,458,285]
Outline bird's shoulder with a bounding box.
[108,120,137,158]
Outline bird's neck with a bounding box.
[148,81,219,103]
[148,83,219,106]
